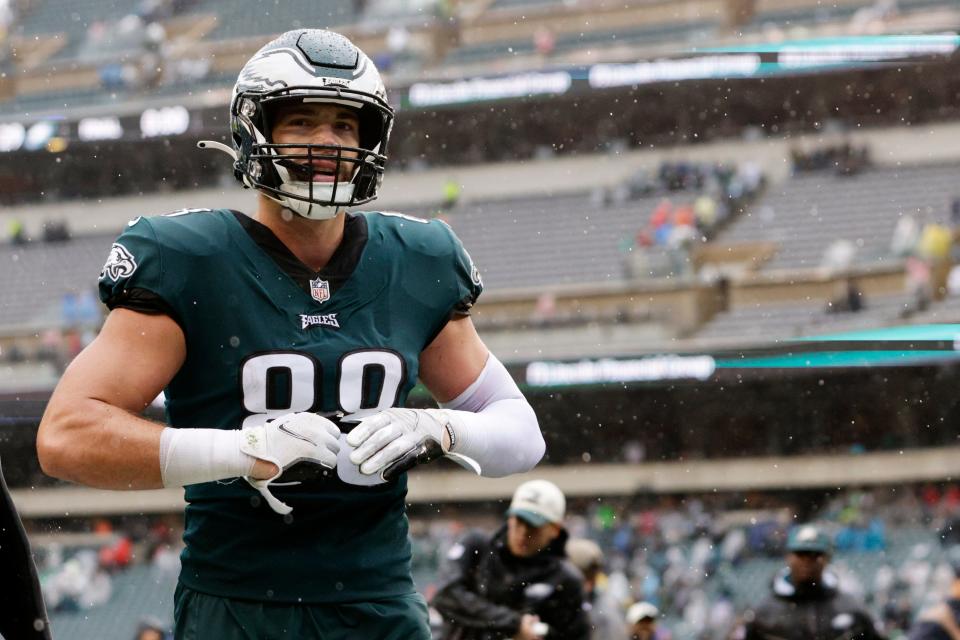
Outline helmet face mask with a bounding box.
[228,31,394,219]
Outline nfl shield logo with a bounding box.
[309,277,330,303]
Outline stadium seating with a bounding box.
[693,291,918,343]
[48,564,178,639]
[747,0,958,31]
[443,19,717,67]
[488,0,562,11]
[0,190,671,332]
[0,86,118,113]
[15,0,145,61]
[910,291,960,323]
[195,0,357,40]
[0,233,112,331]
[434,192,683,290]
[717,162,960,272]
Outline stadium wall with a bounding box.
[11,445,959,517]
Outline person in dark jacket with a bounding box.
[433,479,590,640]
[742,524,886,640]
[0,456,51,640]
[907,546,960,640]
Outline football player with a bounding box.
[37,29,544,639]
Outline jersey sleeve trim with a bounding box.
[107,287,184,329]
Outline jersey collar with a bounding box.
[231,210,368,298]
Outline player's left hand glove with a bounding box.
[346,408,456,481]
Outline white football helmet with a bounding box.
[206,30,394,219]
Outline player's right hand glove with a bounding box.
[240,412,341,515]
[345,408,482,482]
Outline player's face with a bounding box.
[506,515,561,557]
[271,102,361,184]
[787,550,827,584]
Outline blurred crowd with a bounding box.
[35,516,180,624]
[410,483,960,639]
[1,287,101,373]
[889,209,959,315]
[790,142,872,177]
[88,0,206,92]
[617,159,766,279]
[27,482,960,638]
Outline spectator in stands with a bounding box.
[826,278,866,314]
[41,219,70,243]
[741,524,886,639]
[0,0,14,66]
[693,194,718,233]
[533,27,556,56]
[907,547,960,639]
[374,26,411,73]
[707,586,737,640]
[941,519,960,547]
[891,214,920,258]
[433,479,590,639]
[567,537,628,640]
[905,256,934,313]
[75,289,103,328]
[139,0,160,20]
[625,602,669,640]
[821,239,857,274]
[442,177,461,210]
[849,0,899,35]
[6,217,24,244]
[881,584,914,635]
[918,222,953,265]
[667,206,697,275]
[531,292,557,325]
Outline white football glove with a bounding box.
[346,408,481,481]
[241,412,341,515]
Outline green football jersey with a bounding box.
[98,208,482,603]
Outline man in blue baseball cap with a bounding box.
[741,524,886,640]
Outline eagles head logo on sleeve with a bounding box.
[99,243,138,282]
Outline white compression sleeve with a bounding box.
[439,354,544,477]
[158,427,256,488]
